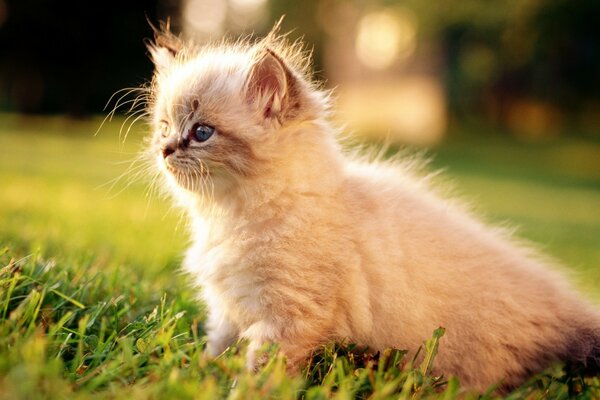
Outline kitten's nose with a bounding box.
[162,136,178,159]
[162,143,176,159]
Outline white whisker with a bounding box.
[122,111,150,143]
[95,87,150,137]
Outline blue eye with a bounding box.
[192,124,214,142]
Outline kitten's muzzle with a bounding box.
[162,144,175,159]
[162,134,190,159]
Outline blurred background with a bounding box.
[0,0,598,142]
[0,1,599,296]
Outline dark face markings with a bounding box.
[159,113,259,179]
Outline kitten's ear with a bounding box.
[146,25,183,73]
[245,49,297,121]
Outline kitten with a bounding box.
[144,26,600,391]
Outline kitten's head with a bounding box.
[146,25,328,199]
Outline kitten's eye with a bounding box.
[192,123,215,142]
[159,120,169,138]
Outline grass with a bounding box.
[0,114,599,399]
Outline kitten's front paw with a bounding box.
[206,329,237,356]
[205,312,238,356]
[246,341,271,371]
[245,341,306,374]
[206,339,229,357]
[242,321,313,374]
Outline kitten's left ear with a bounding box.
[146,25,183,73]
[245,49,299,122]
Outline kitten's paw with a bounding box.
[241,321,314,374]
[206,329,237,356]
[205,312,238,356]
[246,342,271,371]
[245,341,308,375]
[206,340,229,357]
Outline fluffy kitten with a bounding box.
[144,27,600,391]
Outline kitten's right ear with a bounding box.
[146,23,182,73]
[245,49,295,122]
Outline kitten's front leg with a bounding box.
[205,307,238,356]
[242,320,317,373]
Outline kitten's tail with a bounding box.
[564,319,600,376]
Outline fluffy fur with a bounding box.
[144,25,600,391]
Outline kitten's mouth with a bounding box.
[164,158,211,191]
[165,163,210,178]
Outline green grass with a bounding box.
[1,115,599,399]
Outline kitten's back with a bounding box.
[339,158,600,390]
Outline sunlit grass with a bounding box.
[0,115,185,267]
[1,115,599,398]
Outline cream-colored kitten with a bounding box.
[145,27,600,391]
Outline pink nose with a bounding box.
[162,135,179,158]
[162,133,191,159]
[162,145,175,158]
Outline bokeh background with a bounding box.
[1,0,599,140]
[0,0,599,295]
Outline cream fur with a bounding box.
[145,27,600,391]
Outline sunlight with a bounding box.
[230,0,266,9]
[229,0,268,30]
[355,9,417,70]
[183,0,227,37]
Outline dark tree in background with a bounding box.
[434,0,600,126]
[0,0,177,115]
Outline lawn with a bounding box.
[1,114,599,399]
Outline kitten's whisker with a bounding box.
[200,160,215,205]
[174,108,195,137]
[97,152,151,198]
[145,170,162,200]
[110,90,145,119]
[174,206,187,232]
[189,169,195,192]
[194,169,201,195]
[126,91,150,112]
[123,111,150,143]
[95,88,148,137]
[119,109,149,143]
[142,170,163,217]
[113,96,148,115]
[103,87,147,112]
[194,159,207,202]
[97,157,145,190]
[104,152,147,161]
